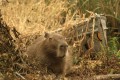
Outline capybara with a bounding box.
[26,32,72,76]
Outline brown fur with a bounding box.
[26,32,72,75]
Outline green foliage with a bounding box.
[108,37,120,58]
[66,0,120,20]
[116,50,120,59]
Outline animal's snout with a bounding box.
[57,42,68,58]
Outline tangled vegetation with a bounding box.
[0,0,120,80]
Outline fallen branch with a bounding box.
[89,74,120,80]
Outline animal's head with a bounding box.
[43,32,68,58]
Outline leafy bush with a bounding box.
[108,37,120,58]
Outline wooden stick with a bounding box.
[14,72,26,80]
[89,74,120,80]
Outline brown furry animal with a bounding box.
[26,32,72,75]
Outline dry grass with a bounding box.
[1,0,77,36]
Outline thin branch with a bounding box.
[14,72,26,80]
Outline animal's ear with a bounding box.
[44,32,50,38]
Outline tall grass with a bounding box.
[72,0,120,19]
[1,0,119,35]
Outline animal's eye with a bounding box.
[49,37,52,40]
[60,45,68,49]
[60,45,64,48]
